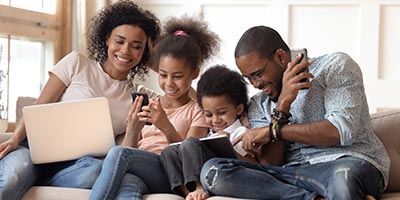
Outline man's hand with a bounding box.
[233,127,270,155]
[278,55,313,110]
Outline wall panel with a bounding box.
[135,0,400,112]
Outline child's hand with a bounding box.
[139,98,169,129]
[123,96,146,147]
[216,131,230,138]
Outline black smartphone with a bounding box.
[131,92,152,125]
[290,48,309,83]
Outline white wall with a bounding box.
[134,0,400,113]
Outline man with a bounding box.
[200,26,389,200]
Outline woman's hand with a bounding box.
[0,138,19,160]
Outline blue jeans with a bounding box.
[0,146,102,200]
[200,156,384,200]
[89,146,172,200]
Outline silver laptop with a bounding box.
[23,97,115,164]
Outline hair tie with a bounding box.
[174,30,188,36]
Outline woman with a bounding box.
[0,1,160,199]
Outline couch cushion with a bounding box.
[371,109,400,192]
[22,186,90,200]
[22,186,185,200]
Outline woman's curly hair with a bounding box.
[86,0,160,83]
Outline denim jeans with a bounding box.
[89,146,172,200]
[200,156,384,200]
[160,137,216,193]
[0,146,103,200]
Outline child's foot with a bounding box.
[186,188,209,200]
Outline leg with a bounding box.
[37,156,102,189]
[290,157,384,200]
[89,146,171,200]
[160,144,186,193]
[179,137,216,192]
[0,147,39,200]
[200,158,317,200]
[114,173,150,200]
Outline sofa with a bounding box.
[0,96,399,200]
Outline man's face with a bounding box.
[236,51,284,102]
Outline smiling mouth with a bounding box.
[165,89,178,95]
[115,55,132,63]
[260,83,273,95]
[213,123,227,131]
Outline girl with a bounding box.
[89,15,220,200]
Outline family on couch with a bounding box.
[0,0,390,200]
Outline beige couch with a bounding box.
[0,97,399,200]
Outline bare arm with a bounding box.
[0,74,66,159]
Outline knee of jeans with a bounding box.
[0,148,36,199]
[108,146,125,156]
[180,137,200,149]
[160,145,177,158]
[73,157,102,188]
[200,158,221,191]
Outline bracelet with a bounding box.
[272,109,292,120]
[269,108,291,143]
[269,122,278,142]
[274,122,282,140]
[271,108,292,124]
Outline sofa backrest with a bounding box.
[370,109,400,192]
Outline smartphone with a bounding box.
[131,92,152,125]
[290,48,308,83]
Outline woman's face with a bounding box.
[104,24,147,80]
[158,55,198,101]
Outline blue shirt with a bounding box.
[248,52,390,187]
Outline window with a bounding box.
[0,0,71,122]
[0,0,56,14]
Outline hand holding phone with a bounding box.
[290,48,309,83]
[131,92,152,125]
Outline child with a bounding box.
[89,15,220,200]
[160,65,253,200]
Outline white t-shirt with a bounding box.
[50,51,158,136]
[208,119,247,142]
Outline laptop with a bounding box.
[23,97,115,164]
[170,135,238,158]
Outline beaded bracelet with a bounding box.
[269,109,292,142]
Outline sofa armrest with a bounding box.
[0,132,13,143]
[370,109,400,192]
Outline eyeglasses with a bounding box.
[243,60,269,83]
